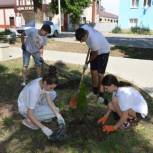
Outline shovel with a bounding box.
[69,48,91,109]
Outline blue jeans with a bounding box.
[23,49,42,67]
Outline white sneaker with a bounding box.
[97,97,104,104]
[86,92,97,99]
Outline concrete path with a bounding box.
[52,32,153,48]
[43,50,153,98]
[1,46,153,98]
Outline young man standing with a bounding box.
[21,24,51,86]
[75,24,110,103]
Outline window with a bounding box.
[9,17,15,27]
[131,0,139,8]
[129,18,138,27]
[144,0,151,7]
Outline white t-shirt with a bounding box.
[81,24,110,55]
[25,28,47,53]
[18,78,56,114]
[114,87,148,118]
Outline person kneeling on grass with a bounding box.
[17,67,65,139]
[97,74,148,133]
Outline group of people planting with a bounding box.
[17,23,148,141]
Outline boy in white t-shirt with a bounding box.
[75,24,110,103]
[18,69,65,140]
[97,74,148,133]
[21,24,51,86]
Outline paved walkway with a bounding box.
[43,50,153,98]
[1,46,153,98]
[53,32,153,48]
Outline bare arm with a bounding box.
[112,96,122,117]
[87,50,98,63]
[27,108,45,129]
[45,93,60,117]
[39,46,44,57]
[114,111,129,130]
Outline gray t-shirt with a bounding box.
[24,28,47,53]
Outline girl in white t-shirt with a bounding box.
[18,66,65,140]
[97,74,148,133]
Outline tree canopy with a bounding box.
[49,0,91,24]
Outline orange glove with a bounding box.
[97,116,108,124]
[69,96,77,109]
[102,125,117,133]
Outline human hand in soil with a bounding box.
[41,126,53,138]
[97,116,108,124]
[57,114,65,126]
[102,125,116,133]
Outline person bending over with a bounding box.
[21,24,51,86]
[97,74,148,133]
[75,24,110,104]
[18,66,65,139]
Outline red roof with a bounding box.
[100,11,118,19]
[0,0,15,8]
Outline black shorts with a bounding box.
[90,53,109,74]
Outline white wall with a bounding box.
[94,22,117,32]
[0,10,4,25]
[81,5,92,23]
[5,9,15,25]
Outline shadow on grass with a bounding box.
[1,105,153,153]
[1,61,153,153]
[111,46,153,60]
[0,64,22,101]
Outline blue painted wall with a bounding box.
[118,0,153,30]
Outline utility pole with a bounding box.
[58,0,61,33]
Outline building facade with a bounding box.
[118,0,153,30]
[0,0,34,29]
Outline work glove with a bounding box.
[102,125,116,133]
[69,96,77,109]
[97,116,108,124]
[41,126,53,138]
[83,63,88,71]
[57,114,65,126]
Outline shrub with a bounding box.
[77,82,87,114]
[112,27,122,33]
[131,26,150,34]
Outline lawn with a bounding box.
[0,59,153,153]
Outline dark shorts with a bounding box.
[90,53,109,74]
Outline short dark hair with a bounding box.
[41,24,51,34]
[75,28,87,41]
[42,74,58,85]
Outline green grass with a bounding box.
[0,58,153,153]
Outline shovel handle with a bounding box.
[79,48,91,87]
